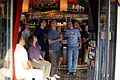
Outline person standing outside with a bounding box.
[34,20,47,59]
[64,22,81,75]
[48,20,63,78]
[0,49,12,80]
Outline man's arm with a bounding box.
[77,29,82,48]
[64,30,69,39]
[22,50,32,70]
[48,37,63,44]
[23,60,32,70]
[48,30,63,44]
[79,37,82,48]
[27,60,33,69]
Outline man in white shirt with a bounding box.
[0,49,12,80]
[14,32,43,80]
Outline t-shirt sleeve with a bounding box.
[48,31,53,39]
[21,49,28,62]
[64,30,68,38]
[28,47,35,60]
[77,29,81,38]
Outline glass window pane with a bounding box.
[0,0,13,79]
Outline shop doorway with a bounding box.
[0,0,117,80]
[21,0,117,79]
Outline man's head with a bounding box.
[51,20,57,30]
[40,20,47,29]
[74,22,80,29]
[25,23,30,29]
[28,34,38,46]
[17,31,25,46]
[67,22,73,29]
[85,25,88,31]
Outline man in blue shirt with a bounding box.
[48,20,63,79]
[64,22,81,75]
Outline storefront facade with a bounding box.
[95,0,117,80]
[0,0,120,80]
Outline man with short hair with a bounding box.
[65,22,81,75]
[14,32,43,80]
[48,20,63,79]
[34,20,47,59]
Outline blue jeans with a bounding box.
[100,40,107,76]
[67,46,79,73]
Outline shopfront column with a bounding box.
[114,4,120,80]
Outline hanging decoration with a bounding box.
[53,0,58,3]
[68,0,77,4]
[22,0,29,12]
[2,4,5,18]
[60,0,68,11]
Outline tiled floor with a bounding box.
[57,64,95,80]
[0,63,95,80]
[57,69,87,80]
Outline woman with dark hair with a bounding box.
[28,34,51,80]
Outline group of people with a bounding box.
[15,20,63,80]
[0,19,89,80]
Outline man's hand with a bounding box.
[27,60,33,69]
[58,37,63,41]
[79,44,82,49]
[79,38,82,49]
[48,37,63,44]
